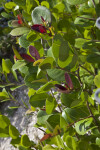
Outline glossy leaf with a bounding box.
[62,107,89,123]
[31,6,51,24]
[37,110,51,125]
[12,60,27,71]
[0,115,10,129]
[39,57,55,70]
[47,68,65,81]
[21,134,31,148]
[65,135,77,150]
[29,93,48,108]
[12,45,23,60]
[94,74,100,88]
[25,73,47,89]
[75,117,94,135]
[9,125,20,139]
[46,96,57,114]
[46,114,60,128]
[66,0,88,5]
[10,27,30,36]
[2,59,13,74]
[19,34,30,48]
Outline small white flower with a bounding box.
[96,17,100,29]
[14,5,19,11]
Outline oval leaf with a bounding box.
[31,6,51,24]
[29,45,40,60]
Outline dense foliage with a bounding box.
[0,0,100,149]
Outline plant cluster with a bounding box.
[0,0,100,150]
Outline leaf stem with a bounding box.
[92,0,96,7]
[86,101,100,132]
[66,115,93,128]
[38,127,46,134]
[79,64,95,76]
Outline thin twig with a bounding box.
[51,89,62,113]
[77,67,82,85]
[66,115,93,128]
[38,127,46,134]
[87,101,100,132]
[92,0,96,7]
[79,64,95,76]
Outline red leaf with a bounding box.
[55,84,67,91]
[55,84,70,93]
[29,45,40,60]
[17,14,23,24]
[20,53,35,62]
[41,16,45,22]
[65,73,73,89]
[40,133,52,142]
[31,24,46,33]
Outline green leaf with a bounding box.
[41,1,50,9]
[37,110,51,125]
[39,57,55,70]
[52,135,65,149]
[53,2,65,14]
[0,115,10,129]
[5,2,16,9]
[60,116,68,132]
[9,125,20,139]
[1,12,12,18]
[47,68,65,81]
[96,137,100,146]
[75,117,94,135]
[0,90,9,100]
[10,137,21,146]
[13,0,26,7]
[37,81,58,93]
[66,0,88,5]
[46,114,60,128]
[52,34,63,58]
[26,0,39,14]
[62,107,89,123]
[61,92,82,108]
[10,27,30,36]
[65,135,77,150]
[19,34,30,48]
[31,6,51,24]
[22,10,32,22]
[21,134,31,148]
[52,34,73,68]
[0,127,9,137]
[10,84,24,91]
[29,92,48,108]
[46,96,57,114]
[43,145,56,150]
[94,74,100,88]
[75,38,87,49]
[12,60,27,71]
[27,30,40,42]
[25,73,47,89]
[87,53,100,64]
[2,59,13,74]
[12,45,23,60]
[78,141,90,150]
